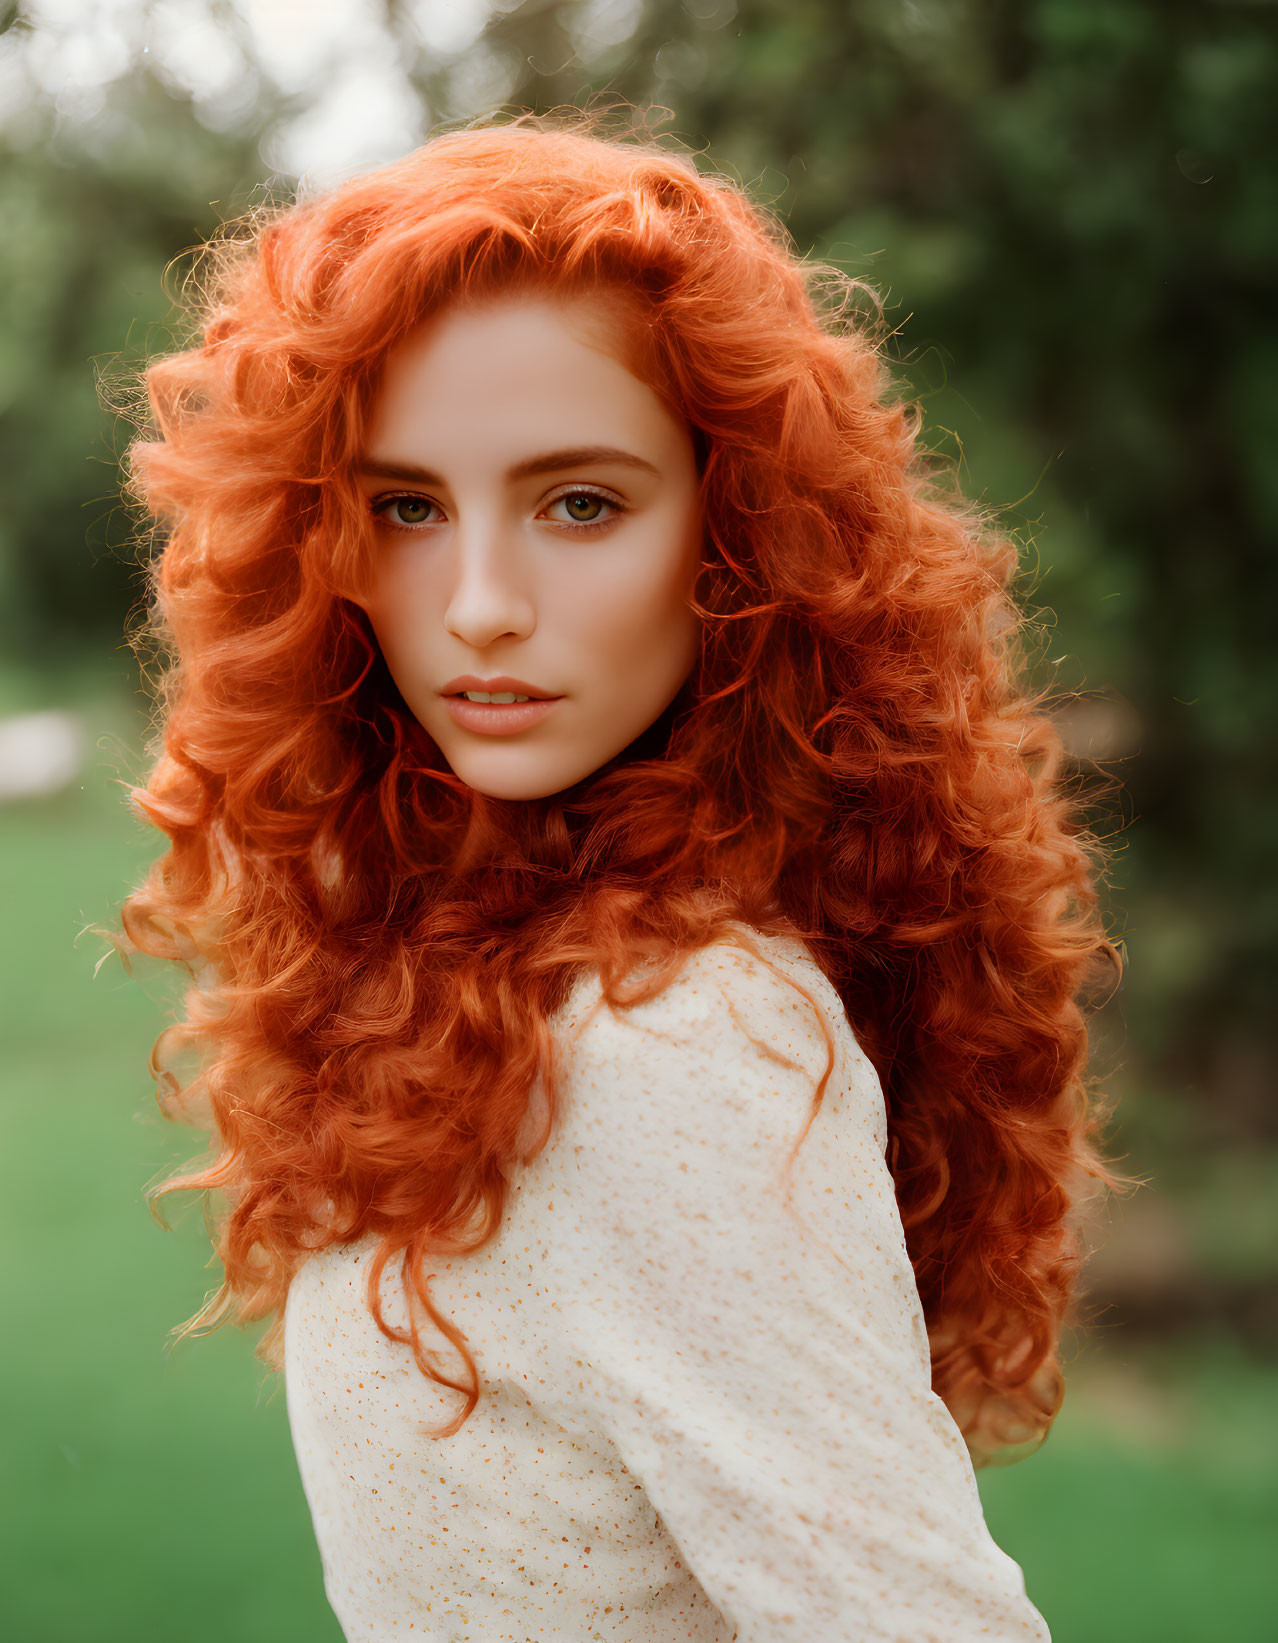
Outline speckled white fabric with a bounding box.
[284,925,1051,1642]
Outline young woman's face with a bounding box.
[354,290,704,801]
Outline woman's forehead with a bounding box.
[362,292,685,464]
[395,280,647,362]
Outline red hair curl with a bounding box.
[113,108,1129,1466]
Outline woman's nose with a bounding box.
[441,524,537,648]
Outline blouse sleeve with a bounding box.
[524,934,1052,1643]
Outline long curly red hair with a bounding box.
[113,108,1128,1466]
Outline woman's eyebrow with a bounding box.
[357,446,662,486]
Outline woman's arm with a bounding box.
[524,934,1052,1643]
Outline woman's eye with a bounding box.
[543,489,623,529]
[373,495,439,528]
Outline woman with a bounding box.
[114,109,1125,1640]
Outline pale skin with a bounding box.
[354,291,706,802]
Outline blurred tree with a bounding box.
[0,4,282,660]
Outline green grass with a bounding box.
[979,1339,1278,1642]
[0,681,340,1643]
[3,673,1275,1642]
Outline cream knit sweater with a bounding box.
[284,925,1051,1642]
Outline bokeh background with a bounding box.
[2,2,1275,1638]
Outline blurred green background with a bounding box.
[2,2,1275,1639]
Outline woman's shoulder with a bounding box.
[549,920,874,1126]
[556,915,822,1019]
[530,920,893,1254]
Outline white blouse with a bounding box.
[284,924,1051,1642]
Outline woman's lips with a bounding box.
[443,695,561,735]
[440,674,558,698]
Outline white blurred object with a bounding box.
[0,709,85,801]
